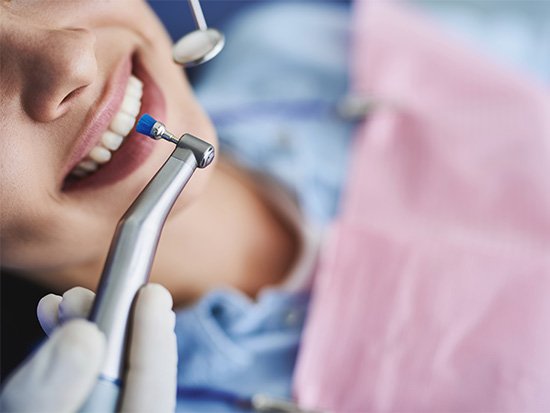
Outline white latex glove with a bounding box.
[0,284,178,413]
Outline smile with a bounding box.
[69,75,143,178]
[62,55,165,192]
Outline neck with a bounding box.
[150,159,298,305]
[35,160,298,307]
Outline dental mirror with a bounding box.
[172,0,225,67]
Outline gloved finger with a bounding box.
[37,287,95,337]
[0,320,105,413]
[120,284,177,413]
[37,294,62,336]
[58,287,95,324]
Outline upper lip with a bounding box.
[60,55,132,184]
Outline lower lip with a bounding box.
[63,57,165,192]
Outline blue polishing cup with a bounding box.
[136,114,157,137]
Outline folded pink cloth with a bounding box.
[293,1,550,412]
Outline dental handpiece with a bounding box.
[79,114,214,413]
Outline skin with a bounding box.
[0,0,297,305]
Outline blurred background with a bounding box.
[150,0,549,85]
[2,0,548,383]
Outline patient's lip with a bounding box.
[62,55,132,183]
[62,54,165,192]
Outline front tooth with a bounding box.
[101,130,124,151]
[126,86,142,99]
[128,75,143,90]
[126,77,143,99]
[79,160,98,172]
[110,111,136,136]
[71,168,88,177]
[120,94,141,117]
[89,146,112,164]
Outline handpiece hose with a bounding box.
[79,115,214,412]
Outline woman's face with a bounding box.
[0,0,217,278]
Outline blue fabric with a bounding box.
[412,0,550,85]
[194,2,355,229]
[174,3,353,412]
[175,290,310,412]
[171,2,550,411]
[149,0,352,46]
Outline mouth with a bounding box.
[62,54,165,191]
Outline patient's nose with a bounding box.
[1,18,97,122]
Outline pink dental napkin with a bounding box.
[293,1,550,412]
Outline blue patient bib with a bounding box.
[174,2,352,412]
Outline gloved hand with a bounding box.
[0,284,177,413]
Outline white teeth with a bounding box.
[71,168,88,177]
[68,74,144,180]
[128,76,143,90]
[78,160,98,172]
[120,94,141,117]
[110,111,136,136]
[89,146,112,164]
[101,130,124,151]
[126,83,142,99]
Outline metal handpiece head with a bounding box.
[136,114,215,168]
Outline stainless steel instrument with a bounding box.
[172,0,225,67]
[79,116,214,412]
